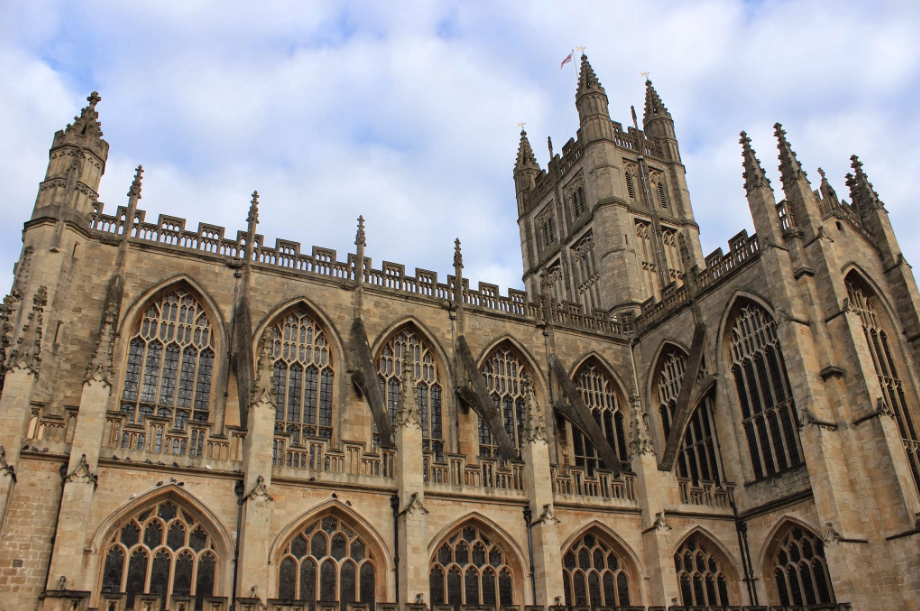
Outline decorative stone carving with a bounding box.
[652,511,671,532]
[8,286,47,376]
[522,374,547,444]
[628,390,655,457]
[63,454,98,488]
[401,492,428,516]
[243,475,273,503]
[395,353,421,429]
[824,521,842,545]
[251,336,276,407]
[533,503,560,526]
[84,287,120,387]
[0,447,16,483]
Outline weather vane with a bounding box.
[517,122,526,131]
[641,71,651,80]
[576,46,586,55]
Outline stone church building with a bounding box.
[0,55,917,611]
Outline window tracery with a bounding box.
[429,525,515,608]
[656,348,723,485]
[479,346,531,460]
[536,208,557,251]
[729,303,803,479]
[771,525,834,606]
[571,234,600,314]
[376,327,444,461]
[674,536,731,607]
[544,262,566,305]
[568,183,587,220]
[562,533,631,607]
[120,289,215,429]
[571,361,628,475]
[660,229,683,284]
[846,276,920,490]
[99,500,218,610]
[277,515,377,607]
[635,220,659,303]
[623,164,637,200]
[269,309,334,443]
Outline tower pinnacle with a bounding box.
[576,54,606,98]
[355,215,366,248]
[127,165,144,200]
[643,79,671,125]
[515,130,539,172]
[65,92,105,142]
[740,132,770,193]
[774,123,808,187]
[847,155,885,213]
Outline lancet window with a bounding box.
[771,525,834,606]
[571,361,628,476]
[479,346,530,460]
[429,525,515,608]
[277,516,377,607]
[99,500,218,610]
[376,327,444,461]
[544,262,566,305]
[571,234,600,314]
[120,289,215,429]
[846,276,920,490]
[729,303,803,480]
[656,348,723,485]
[562,533,631,607]
[675,536,731,607]
[537,208,557,251]
[569,183,587,220]
[635,220,659,303]
[270,309,334,443]
[624,166,637,200]
[661,229,683,284]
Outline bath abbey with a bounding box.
[1,54,919,611]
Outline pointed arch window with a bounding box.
[269,309,334,443]
[429,524,515,608]
[536,207,557,251]
[376,327,444,461]
[846,276,920,490]
[121,289,215,429]
[771,525,834,606]
[277,515,377,608]
[660,229,684,284]
[571,361,628,475]
[479,346,531,460]
[729,303,803,480]
[635,220,659,303]
[569,184,587,219]
[656,347,723,486]
[98,500,219,609]
[674,536,731,607]
[562,533,631,606]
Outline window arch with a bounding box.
[98,499,219,610]
[120,289,215,429]
[376,326,444,461]
[769,524,835,606]
[655,347,723,485]
[277,515,377,607]
[728,302,803,480]
[635,220,659,304]
[269,308,334,443]
[846,274,920,490]
[429,524,516,608]
[570,359,628,475]
[674,535,733,607]
[562,532,632,607]
[479,345,532,460]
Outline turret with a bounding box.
[575,54,612,142]
[513,129,540,201]
[33,92,109,218]
[643,79,680,161]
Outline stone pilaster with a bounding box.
[395,355,428,608]
[237,337,276,602]
[520,376,563,607]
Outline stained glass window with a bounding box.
[674,536,732,607]
[479,346,531,460]
[571,360,628,475]
[772,526,834,606]
[429,524,515,608]
[562,533,630,606]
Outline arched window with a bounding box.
[479,346,531,460]
[571,360,628,475]
[121,289,215,429]
[429,524,515,608]
[729,303,803,480]
[674,535,732,607]
[771,525,834,606]
[660,229,683,284]
[269,309,334,443]
[655,347,723,485]
[537,208,557,251]
[562,533,631,607]
[570,184,587,219]
[98,500,218,609]
[635,220,659,304]
[376,327,444,461]
[846,275,920,490]
[277,515,377,607]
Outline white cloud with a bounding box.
[2,0,920,310]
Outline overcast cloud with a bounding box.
[2,0,920,298]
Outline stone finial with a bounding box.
[247,190,260,226]
[848,155,885,213]
[453,238,463,270]
[64,91,104,141]
[643,79,671,124]
[628,390,654,457]
[740,131,771,193]
[251,335,277,407]
[515,129,539,173]
[396,349,422,428]
[127,165,144,199]
[547,136,554,159]
[355,215,366,248]
[817,167,840,207]
[522,373,547,444]
[84,295,119,387]
[576,54,605,98]
[774,123,809,187]
[7,286,47,376]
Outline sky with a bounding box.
[2,0,920,299]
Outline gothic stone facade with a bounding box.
[0,56,918,611]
